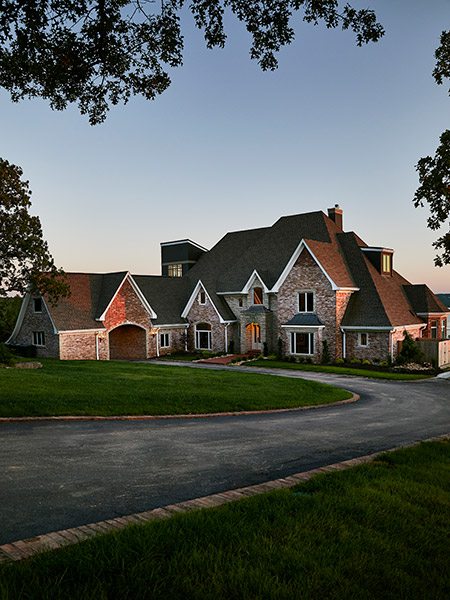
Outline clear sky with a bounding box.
[1,0,449,292]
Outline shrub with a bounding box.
[350,358,360,365]
[334,358,345,365]
[397,331,424,365]
[8,344,37,358]
[277,337,283,360]
[228,339,234,354]
[263,341,268,357]
[0,343,15,366]
[379,360,389,368]
[321,340,331,364]
[362,359,372,366]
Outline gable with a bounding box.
[102,276,156,330]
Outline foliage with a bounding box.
[414,30,450,264]
[0,1,383,124]
[228,339,234,354]
[1,441,448,599]
[0,296,21,342]
[0,342,14,366]
[0,158,70,303]
[263,341,268,357]
[396,331,424,365]
[277,336,283,360]
[321,339,330,364]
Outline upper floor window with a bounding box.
[32,331,45,347]
[253,287,263,305]
[199,290,206,305]
[382,253,392,274]
[33,298,42,313]
[168,263,183,277]
[238,298,243,307]
[298,291,314,313]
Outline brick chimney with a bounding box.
[328,204,343,230]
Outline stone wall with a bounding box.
[11,295,59,358]
[60,331,98,360]
[186,290,225,353]
[103,278,152,331]
[156,327,187,356]
[345,331,390,362]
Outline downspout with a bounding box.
[156,329,160,357]
[389,329,395,362]
[341,328,346,360]
[95,333,99,360]
[184,327,188,352]
[225,323,229,353]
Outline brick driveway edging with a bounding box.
[0,392,359,423]
[1,432,448,565]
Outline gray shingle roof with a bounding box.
[404,286,449,314]
[437,293,450,308]
[132,275,188,325]
[284,314,324,326]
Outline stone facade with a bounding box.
[60,331,99,360]
[345,331,391,362]
[185,290,226,353]
[12,296,59,358]
[156,327,187,356]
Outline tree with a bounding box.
[0,158,69,303]
[0,1,384,125]
[414,30,450,267]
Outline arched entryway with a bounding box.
[109,324,147,360]
[245,322,262,352]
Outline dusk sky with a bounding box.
[1,0,450,292]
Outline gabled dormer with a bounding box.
[361,247,394,276]
[161,239,208,277]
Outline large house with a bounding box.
[8,207,449,362]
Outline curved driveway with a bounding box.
[1,363,449,545]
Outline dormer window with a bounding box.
[168,263,183,277]
[382,253,392,275]
[33,298,42,313]
[299,291,314,313]
[253,287,263,305]
[199,290,206,305]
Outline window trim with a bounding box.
[167,263,183,278]
[199,290,206,305]
[381,252,392,275]
[298,291,315,313]
[357,332,369,347]
[253,287,263,305]
[195,323,212,350]
[32,331,46,347]
[290,331,315,355]
[160,332,170,348]
[430,320,438,339]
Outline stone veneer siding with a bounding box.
[345,331,391,362]
[156,327,187,356]
[11,295,59,358]
[186,291,225,353]
[277,249,336,362]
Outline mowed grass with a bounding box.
[248,359,431,380]
[1,440,449,600]
[0,359,351,417]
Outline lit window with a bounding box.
[160,332,170,348]
[431,320,438,339]
[199,290,206,305]
[33,298,42,313]
[298,292,314,313]
[382,253,392,274]
[358,332,369,347]
[195,322,212,350]
[290,332,314,355]
[32,331,45,346]
[253,324,261,343]
[253,287,263,304]
[168,263,183,277]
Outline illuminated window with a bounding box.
[32,331,45,347]
[358,332,369,347]
[253,324,261,343]
[253,287,263,304]
[382,253,392,274]
[33,298,42,313]
[160,332,170,348]
[290,332,314,355]
[195,323,212,350]
[199,290,206,305]
[168,263,183,277]
[298,292,314,312]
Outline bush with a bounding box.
[362,359,372,366]
[350,357,360,365]
[396,331,424,365]
[228,340,234,354]
[0,343,15,366]
[334,358,345,365]
[277,337,283,360]
[263,341,268,357]
[7,344,37,358]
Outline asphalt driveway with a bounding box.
[0,364,449,545]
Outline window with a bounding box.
[442,320,447,340]
[199,290,206,305]
[195,323,212,350]
[431,320,438,339]
[382,253,392,274]
[253,324,261,344]
[168,263,183,277]
[160,332,170,348]
[358,332,369,347]
[33,298,42,313]
[298,291,314,313]
[253,287,263,304]
[238,298,243,307]
[290,332,314,355]
[32,331,45,347]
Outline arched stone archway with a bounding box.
[109,324,147,360]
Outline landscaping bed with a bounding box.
[0,359,351,417]
[0,440,448,599]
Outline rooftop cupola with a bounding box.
[161,239,208,277]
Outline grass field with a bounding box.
[247,359,431,380]
[0,359,351,417]
[0,440,448,599]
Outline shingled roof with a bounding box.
[403,285,449,314]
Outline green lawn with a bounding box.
[1,440,448,599]
[0,359,351,417]
[246,359,431,380]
